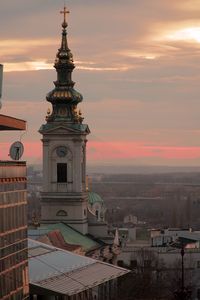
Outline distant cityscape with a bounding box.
[2,2,200,300]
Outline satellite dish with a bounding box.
[9,141,24,161]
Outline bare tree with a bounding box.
[118,248,168,300]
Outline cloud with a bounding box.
[87,141,200,161]
[2,140,200,166]
[1,0,200,166]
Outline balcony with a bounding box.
[57,183,68,192]
[50,182,73,193]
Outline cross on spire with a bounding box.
[60,6,70,24]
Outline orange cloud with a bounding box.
[88,141,200,161]
[4,61,53,72]
[0,39,58,57]
[159,26,200,44]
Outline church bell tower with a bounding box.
[39,7,90,234]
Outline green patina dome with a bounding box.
[88,192,104,206]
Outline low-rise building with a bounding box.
[117,228,200,299]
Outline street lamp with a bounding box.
[173,241,192,300]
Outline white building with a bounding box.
[124,214,138,225]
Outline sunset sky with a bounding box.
[1,0,200,167]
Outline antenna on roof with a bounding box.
[0,65,3,96]
[0,64,3,108]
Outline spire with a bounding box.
[54,6,75,87]
[56,6,72,64]
[113,228,120,246]
[46,6,83,124]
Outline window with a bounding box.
[130,260,137,268]
[117,260,124,267]
[57,163,67,183]
[197,261,200,268]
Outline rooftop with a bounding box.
[0,114,26,131]
[43,229,82,252]
[29,223,100,252]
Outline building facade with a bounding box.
[0,162,29,300]
[0,66,29,299]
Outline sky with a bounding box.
[1,0,200,167]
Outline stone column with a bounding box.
[42,138,50,192]
[73,138,82,192]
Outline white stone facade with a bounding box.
[40,125,89,234]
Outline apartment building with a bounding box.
[0,64,29,299]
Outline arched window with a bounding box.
[51,146,73,186]
[56,210,68,217]
[57,163,67,183]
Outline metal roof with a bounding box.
[29,240,93,282]
[178,232,200,242]
[29,239,129,296]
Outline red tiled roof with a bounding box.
[47,230,81,252]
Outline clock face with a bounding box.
[56,146,67,157]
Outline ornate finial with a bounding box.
[78,109,84,124]
[45,108,51,121]
[47,108,51,116]
[60,6,70,28]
